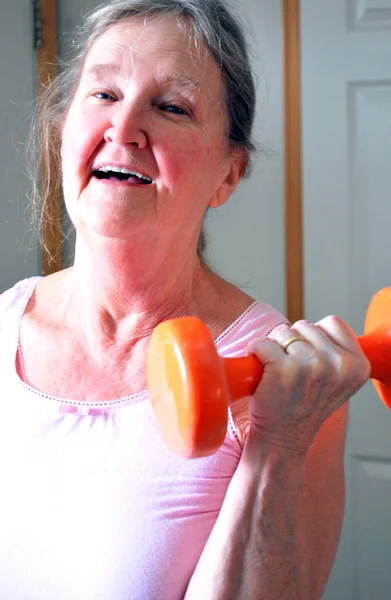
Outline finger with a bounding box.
[293,316,361,356]
[267,324,312,356]
[314,315,364,356]
[247,337,289,365]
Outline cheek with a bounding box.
[62,108,103,174]
[159,134,212,183]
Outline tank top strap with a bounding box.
[0,277,40,369]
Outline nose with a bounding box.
[104,100,148,148]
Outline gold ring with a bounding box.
[281,335,305,351]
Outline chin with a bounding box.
[74,200,137,240]
[82,221,138,242]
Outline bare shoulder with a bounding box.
[220,285,255,323]
[23,269,70,322]
[200,268,256,336]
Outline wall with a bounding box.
[57,0,286,313]
[204,0,285,312]
[0,2,40,293]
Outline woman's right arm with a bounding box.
[185,316,369,600]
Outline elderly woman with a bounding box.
[0,0,369,598]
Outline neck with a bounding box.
[63,234,211,345]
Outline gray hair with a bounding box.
[30,0,257,260]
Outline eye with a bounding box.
[94,91,117,101]
[160,104,189,116]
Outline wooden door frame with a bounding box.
[37,0,62,275]
[283,0,303,322]
[38,0,304,322]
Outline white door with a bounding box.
[0,2,40,292]
[301,1,391,598]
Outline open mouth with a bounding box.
[93,165,153,185]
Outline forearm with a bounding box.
[185,435,310,600]
[296,405,347,598]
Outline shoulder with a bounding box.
[216,300,288,355]
[239,300,288,338]
[0,277,39,312]
[203,270,288,341]
[0,277,41,331]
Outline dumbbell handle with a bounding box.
[358,330,391,383]
[222,356,264,402]
[223,331,391,406]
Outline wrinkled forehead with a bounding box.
[82,16,224,98]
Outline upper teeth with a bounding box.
[97,166,152,182]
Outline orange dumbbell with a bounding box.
[147,288,391,458]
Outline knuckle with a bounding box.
[317,314,343,329]
[292,319,312,328]
[318,315,356,339]
[271,322,292,335]
[332,351,370,389]
[355,354,371,384]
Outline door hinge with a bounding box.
[32,0,43,49]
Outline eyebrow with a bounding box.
[84,63,121,80]
[84,63,201,91]
[154,71,201,91]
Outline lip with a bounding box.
[92,161,154,183]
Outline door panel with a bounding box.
[352,457,391,600]
[347,0,391,30]
[301,1,391,598]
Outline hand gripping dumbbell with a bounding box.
[147,288,391,458]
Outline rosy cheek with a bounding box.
[164,136,209,181]
[62,111,101,173]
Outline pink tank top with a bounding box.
[0,277,286,599]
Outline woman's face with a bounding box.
[61,17,243,245]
